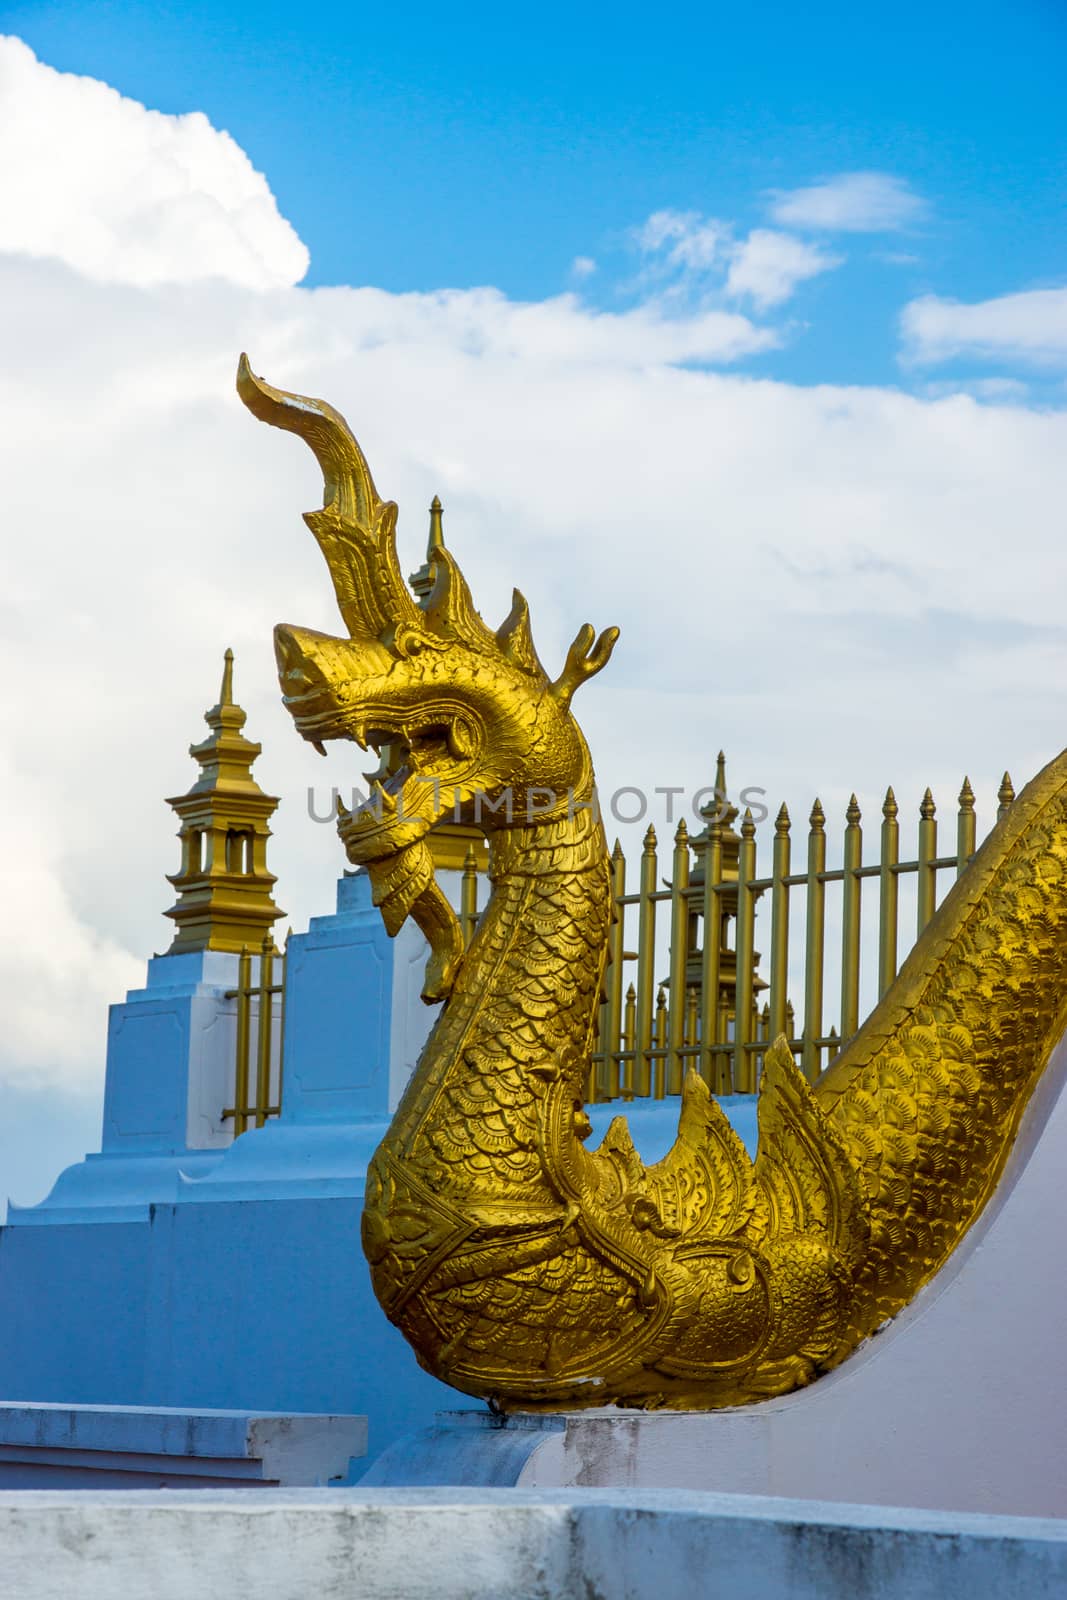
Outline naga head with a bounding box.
[237,356,618,856]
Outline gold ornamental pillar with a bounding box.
[164,649,284,953]
[687,751,767,1053]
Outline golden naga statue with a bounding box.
[239,355,1067,1410]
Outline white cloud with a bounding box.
[2,38,1067,1109]
[0,762,141,1092]
[724,229,841,310]
[769,172,926,233]
[920,376,1031,403]
[571,256,597,279]
[0,35,308,288]
[330,284,778,366]
[634,210,731,274]
[901,287,1067,368]
[632,210,839,309]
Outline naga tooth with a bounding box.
[370,779,398,815]
[351,720,368,750]
[311,739,327,757]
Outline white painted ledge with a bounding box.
[0,1487,1063,1600]
[0,1406,366,1488]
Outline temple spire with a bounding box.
[219,645,235,707]
[409,495,445,605]
[163,650,283,954]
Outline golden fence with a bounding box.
[224,934,285,1135]
[228,761,1015,1131]
[579,764,1016,1102]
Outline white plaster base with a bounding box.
[0,1487,1063,1600]
[364,1027,1067,1519]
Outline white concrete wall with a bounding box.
[387,866,464,1111]
[0,1487,1063,1600]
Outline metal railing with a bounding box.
[231,762,1015,1125]
[224,934,285,1135]
[584,768,1015,1102]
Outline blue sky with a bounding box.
[9,0,1066,389]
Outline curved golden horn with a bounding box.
[236,355,420,639]
[551,623,620,708]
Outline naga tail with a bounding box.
[812,744,1067,1359]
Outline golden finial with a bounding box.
[741,808,756,840]
[714,749,727,798]
[674,817,689,847]
[846,794,861,828]
[883,786,898,821]
[775,802,790,836]
[809,797,826,833]
[920,787,936,821]
[643,823,657,851]
[219,646,235,707]
[428,495,444,553]
[958,776,975,812]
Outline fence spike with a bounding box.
[809,797,826,832]
[642,823,657,851]
[883,785,898,820]
[846,793,861,827]
[957,776,977,876]
[998,771,1015,818]
[920,787,936,821]
[775,801,791,834]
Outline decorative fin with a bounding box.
[755,1037,867,1271]
[647,1070,758,1240]
[423,545,498,651]
[592,1071,758,1244]
[496,589,548,682]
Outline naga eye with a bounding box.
[391,625,427,658]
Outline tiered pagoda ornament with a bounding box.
[686,751,768,1048]
[164,650,284,954]
[238,354,1067,1411]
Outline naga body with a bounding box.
[239,355,1067,1409]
